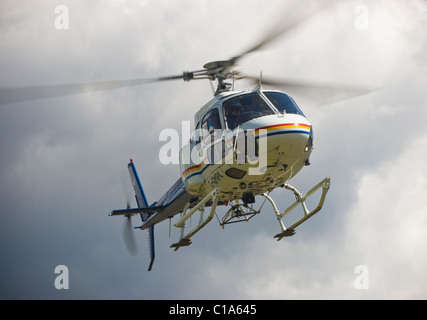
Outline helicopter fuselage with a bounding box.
[180,89,313,203]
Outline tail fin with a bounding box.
[128,159,155,271]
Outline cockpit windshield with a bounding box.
[223,93,275,130]
[263,91,305,117]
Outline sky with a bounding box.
[1,0,427,299]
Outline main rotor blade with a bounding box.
[244,75,379,105]
[0,74,189,104]
[230,0,337,64]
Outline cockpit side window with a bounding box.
[223,93,275,130]
[201,108,222,143]
[263,91,305,117]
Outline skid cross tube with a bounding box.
[170,187,221,251]
[262,177,331,240]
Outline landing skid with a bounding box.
[263,177,331,240]
[170,188,220,251]
[169,177,330,250]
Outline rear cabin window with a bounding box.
[201,108,222,143]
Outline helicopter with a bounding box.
[0,2,373,271]
[109,80,332,271]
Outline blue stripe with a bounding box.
[183,130,310,182]
[264,129,310,138]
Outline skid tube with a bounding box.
[262,177,331,241]
[170,187,221,251]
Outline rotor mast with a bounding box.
[179,59,237,95]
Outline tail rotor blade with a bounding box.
[120,169,134,210]
[122,215,138,256]
[120,170,138,256]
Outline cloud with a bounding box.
[344,133,427,299]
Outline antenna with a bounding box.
[253,71,263,91]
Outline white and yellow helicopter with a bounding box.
[0,2,372,271]
[110,74,332,271]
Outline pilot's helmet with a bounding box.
[229,100,242,113]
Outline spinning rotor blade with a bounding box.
[0,72,197,104]
[201,1,338,83]
[120,171,138,256]
[121,170,135,209]
[243,74,378,105]
[0,0,342,104]
[229,0,337,65]
[122,215,138,256]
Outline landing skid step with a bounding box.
[170,239,192,251]
[274,229,296,240]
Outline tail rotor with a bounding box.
[121,170,138,256]
[122,213,138,256]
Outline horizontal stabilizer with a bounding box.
[109,205,164,217]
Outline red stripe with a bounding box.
[258,123,310,130]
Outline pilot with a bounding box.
[228,100,243,129]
